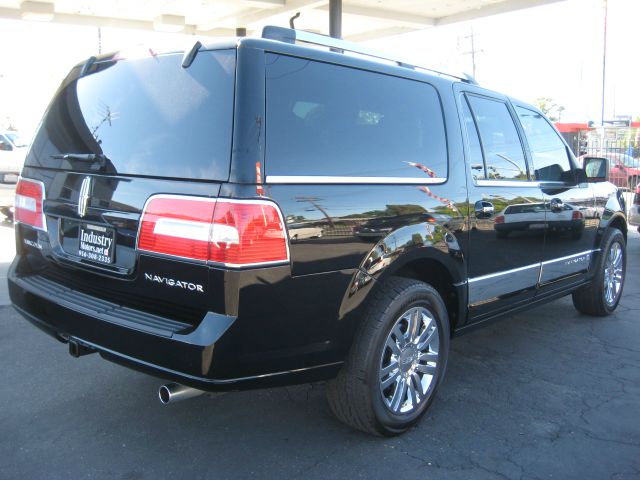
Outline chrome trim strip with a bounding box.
[539,250,596,284]
[468,263,541,305]
[540,250,597,266]
[468,262,541,284]
[266,175,447,185]
[475,180,541,187]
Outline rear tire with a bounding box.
[326,277,450,436]
[572,228,626,316]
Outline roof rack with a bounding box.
[261,25,478,85]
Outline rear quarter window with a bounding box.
[265,54,448,181]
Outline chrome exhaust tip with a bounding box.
[158,383,204,404]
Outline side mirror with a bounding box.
[573,168,588,184]
[583,157,607,182]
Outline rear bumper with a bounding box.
[8,261,342,391]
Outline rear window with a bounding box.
[265,54,448,180]
[26,49,236,180]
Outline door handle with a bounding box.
[550,198,564,212]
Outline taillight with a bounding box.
[15,178,46,231]
[571,210,583,220]
[138,195,289,267]
[494,215,505,224]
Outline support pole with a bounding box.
[329,0,342,39]
[601,0,608,126]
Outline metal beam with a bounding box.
[436,0,565,26]
[0,7,235,36]
[345,26,419,43]
[321,4,435,29]
[329,0,341,39]
[234,0,328,26]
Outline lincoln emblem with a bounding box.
[78,176,92,218]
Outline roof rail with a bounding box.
[261,25,478,85]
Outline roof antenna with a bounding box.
[289,12,300,29]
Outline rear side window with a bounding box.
[265,54,448,180]
[515,106,572,182]
[466,95,528,181]
[26,50,236,180]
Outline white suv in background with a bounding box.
[0,132,28,219]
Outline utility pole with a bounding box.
[460,27,482,78]
[601,0,608,126]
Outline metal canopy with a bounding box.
[0,0,564,40]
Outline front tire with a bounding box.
[572,228,626,316]
[326,277,450,436]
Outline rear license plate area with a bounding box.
[78,223,115,264]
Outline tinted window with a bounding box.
[466,95,528,181]
[265,54,447,179]
[516,106,571,182]
[26,50,236,180]
[460,97,485,180]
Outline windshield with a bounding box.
[25,49,236,180]
[5,133,28,147]
[621,154,639,168]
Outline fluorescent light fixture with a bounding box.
[20,1,54,21]
[153,14,185,33]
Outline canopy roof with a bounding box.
[0,0,563,40]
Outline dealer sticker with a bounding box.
[78,223,115,264]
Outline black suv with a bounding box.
[9,27,628,436]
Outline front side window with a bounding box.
[466,95,528,181]
[265,54,448,180]
[516,106,572,182]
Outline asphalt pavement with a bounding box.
[1,224,639,480]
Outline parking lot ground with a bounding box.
[0,227,639,480]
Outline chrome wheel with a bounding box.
[603,241,624,306]
[379,306,439,414]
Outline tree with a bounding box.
[534,97,565,122]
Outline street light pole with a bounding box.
[600,0,608,127]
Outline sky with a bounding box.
[0,0,636,135]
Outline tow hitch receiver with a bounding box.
[69,339,96,358]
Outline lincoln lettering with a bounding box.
[144,273,204,293]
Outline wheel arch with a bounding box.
[339,223,467,338]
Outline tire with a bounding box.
[326,277,450,436]
[572,228,626,316]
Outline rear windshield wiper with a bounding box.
[50,153,110,171]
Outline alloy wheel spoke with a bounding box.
[385,336,402,356]
[416,363,437,375]
[390,377,408,412]
[407,379,419,408]
[380,361,399,378]
[417,326,436,351]
[411,372,423,396]
[380,368,401,389]
[408,308,421,342]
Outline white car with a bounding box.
[0,132,28,174]
[0,132,28,219]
